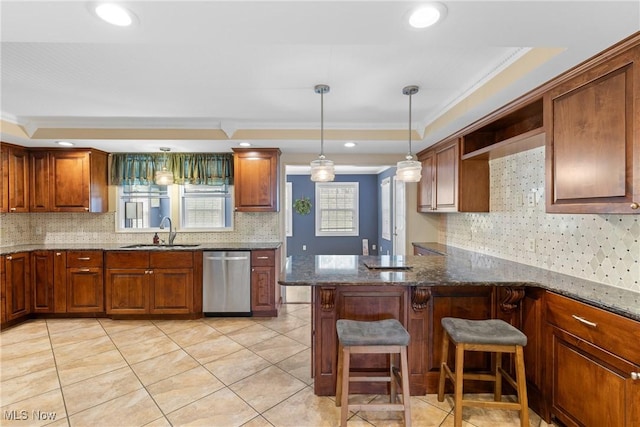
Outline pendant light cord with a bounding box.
[320,89,325,158]
[408,91,412,157]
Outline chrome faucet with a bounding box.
[159,216,177,245]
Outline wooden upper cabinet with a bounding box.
[416,139,489,213]
[545,44,640,214]
[3,144,29,213]
[232,148,280,212]
[29,149,109,213]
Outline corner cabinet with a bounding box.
[1,144,29,213]
[232,148,280,212]
[545,43,640,214]
[251,248,281,316]
[416,139,489,212]
[545,292,640,427]
[30,149,109,213]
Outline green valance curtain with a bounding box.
[110,153,233,185]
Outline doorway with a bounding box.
[393,177,406,256]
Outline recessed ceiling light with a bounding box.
[56,141,74,147]
[344,142,357,148]
[408,3,447,29]
[95,3,134,27]
[239,142,251,147]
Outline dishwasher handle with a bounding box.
[205,256,249,261]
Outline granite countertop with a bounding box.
[0,241,281,255]
[279,243,640,322]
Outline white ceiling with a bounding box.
[1,0,639,162]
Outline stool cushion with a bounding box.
[337,319,410,347]
[441,317,527,346]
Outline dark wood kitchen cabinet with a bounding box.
[30,149,109,213]
[4,252,30,322]
[31,250,54,313]
[233,148,280,212]
[105,251,194,315]
[251,248,281,316]
[545,43,640,214]
[546,292,640,427]
[66,250,104,313]
[2,144,29,213]
[416,139,489,212]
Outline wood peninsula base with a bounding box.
[311,284,532,398]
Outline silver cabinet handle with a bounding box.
[257,256,269,259]
[631,202,639,210]
[77,257,91,260]
[84,207,89,211]
[78,268,90,272]
[6,255,12,260]
[631,372,639,380]
[572,314,597,328]
[10,207,16,211]
[56,252,62,256]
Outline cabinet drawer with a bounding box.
[150,251,193,268]
[105,251,148,269]
[546,292,640,364]
[252,250,275,267]
[67,251,103,268]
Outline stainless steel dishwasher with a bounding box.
[203,251,251,316]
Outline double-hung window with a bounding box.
[315,182,359,236]
[180,184,233,230]
[118,184,171,230]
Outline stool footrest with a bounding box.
[348,403,407,412]
[349,376,391,382]
[461,400,522,411]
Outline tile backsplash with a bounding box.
[0,212,280,246]
[440,146,639,292]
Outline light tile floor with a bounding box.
[0,304,555,427]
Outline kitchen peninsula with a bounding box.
[279,244,640,425]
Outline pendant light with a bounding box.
[396,85,422,182]
[310,84,335,182]
[155,147,174,185]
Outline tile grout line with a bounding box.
[44,319,72,427]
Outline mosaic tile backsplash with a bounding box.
[0,211,280,246]
[440,146,639,292]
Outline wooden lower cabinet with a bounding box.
[67,268,103,312]
[4,252,30,322]
[31,251,54,313]
[251,249,281,316]
[105,251,195,315]
[546,292,640,427]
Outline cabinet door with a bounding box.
[233,148,280,212]
[549,328,638,427]
[434,141,459,211]
[5,252,30,320]
[251,266,276,315]
[105,269,149,314]
[29,151,50,212]
[7,147,29,213]
[545,46,640,213]
[53,251,67,313]
[31,251,54,313]
[417,151,435,212]
[1,147,8,213]
[67,268,103,312]
[49,151,91,212]
[150,268,193,314]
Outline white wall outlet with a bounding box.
[527,191,537,207]
[302,245,306,251]
[525,238,536,253]
[372,244,376,250]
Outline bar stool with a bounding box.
[335,319,411,427]
[437,317,529,427]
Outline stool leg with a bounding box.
[390,352,397,403]
[515,346,529,427]
[494,351,502,402]
[336,343,344,407]
[400,346,412,427]
[437,330,450,402]
[453,343,465,427]
[340,346,351,427]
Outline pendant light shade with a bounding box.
[155,147,174,185]
[396,85,422,182]
[310,84,335,182]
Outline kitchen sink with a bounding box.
[120,244,201,249]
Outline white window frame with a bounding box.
[116,184,172,232]
[179,184,234,231]
[315,182,359,237]
[381,177,391,240]
[285,182,293,237]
